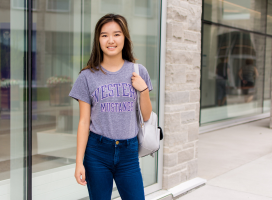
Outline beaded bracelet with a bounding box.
[140,87,148,93]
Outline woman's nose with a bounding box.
[108,36,114,44]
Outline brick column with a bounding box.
[162,0,202,189]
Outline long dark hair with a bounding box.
[79,14,136,74]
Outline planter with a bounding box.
[49,83,71,106]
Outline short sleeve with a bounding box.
[68,72,91,105]
[139,64,153,92]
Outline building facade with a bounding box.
[0,0,271,199]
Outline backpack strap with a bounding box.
[134,63,144,126]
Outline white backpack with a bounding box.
[134,64,163,158]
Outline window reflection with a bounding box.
[12,0,38,10]
[47,0,71,12]
[134,0,153,17]
[267,0,272,35]
[204,0,267,33]
[215,57,229,106]
[100,0,123,14]
[201,24,264,124]
[263,37,272,112]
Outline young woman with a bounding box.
[68,14,153,200]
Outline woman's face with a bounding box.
[99,21,125,58]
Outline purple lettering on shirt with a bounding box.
[93,88,100,103]
[111,103,115,112]
[114,83,121,97]
[101,85,108,100]
[129,84,136,100]
[127,102,131,111]
[115,102,119,112]
[100,101,135,112]
[122,102,127,111]
[122,83,129,97]
[119,102,123,112]
[130,101,134,111]
[101,103,106,112]
[106,103,111,112]
[108,84,114,97]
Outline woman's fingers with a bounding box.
[76,174,87,186]
[82,172,87,185]
[132,72,138,76]
[75,174,82,185]
[75,168,87,185]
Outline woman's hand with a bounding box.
[131,72,148,91]
[131,72,152,121]
[75,163,87,186]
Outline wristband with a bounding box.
[140,87,148,93]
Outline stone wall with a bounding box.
[270,100,272,128]
[163,0,202,189]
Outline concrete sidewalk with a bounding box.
[179,118,272,200]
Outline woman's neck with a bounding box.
[101,55,125,72]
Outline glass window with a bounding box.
[266,0,272,35]
[134,0,153,17]
[32,0,161,199]
[47,0,71,12]
[12,0,38,10]
[204,0,267,33]
[201,24,265,125]
[100,0,123,14]
[0,0,28,199]
[267,0,272,35]
[263,37,272,112]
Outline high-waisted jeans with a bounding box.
[83,131,145,200]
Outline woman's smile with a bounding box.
[107,46,117,50]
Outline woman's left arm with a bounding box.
[131,72,152,122]
[139,88,152,121]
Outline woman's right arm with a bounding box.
[74,100,91,186]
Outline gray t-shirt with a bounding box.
[68,59,153,140]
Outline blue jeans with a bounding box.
[83,131,145,200]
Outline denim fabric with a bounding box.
[83,131,145,200]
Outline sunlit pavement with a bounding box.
[179,118,272,200]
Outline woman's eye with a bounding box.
[115,34,120,36]
[102,35,107,37]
